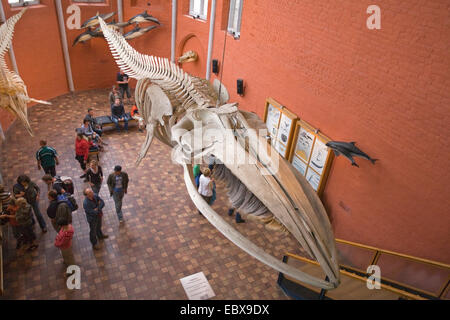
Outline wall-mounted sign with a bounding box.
[263,98,297,159]
[289,120,334,196]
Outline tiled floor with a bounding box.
[0,89,303,299]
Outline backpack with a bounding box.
[57,193,78,212]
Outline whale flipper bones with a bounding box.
[0,8,51,138]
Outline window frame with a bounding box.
[189,0,208,21]
[8,0,40,7]
[227,0,244,39]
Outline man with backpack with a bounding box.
[46,190,74,232]
[42,174,74,194]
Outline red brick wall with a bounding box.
[0,0,448,263]
[204,0,450,263]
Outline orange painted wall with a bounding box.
[0,0,68,132]
[201,0,450,263]
[62,0,118,91]
[0,1,448,263]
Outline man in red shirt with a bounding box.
[75,133,91,182]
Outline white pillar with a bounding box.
[117,0,123,33]
[171,0,177,63]
[205,0,216,80]
[55,0,75,92]
[0,1,19,74]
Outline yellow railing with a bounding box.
[285,238,450,300]
[285,253,427,300]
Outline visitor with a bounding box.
[81,119,106,150]
[107,165,128,223]
[42,174,66,194]
[75,133,90,182]
[197,168,213,215]
[0,184,11,208]
[86,159,103,195]
[193,164,201,188]
[13,175,47,233]
[130,103,145,132]
[54,217,75,266]
[108,85,121,106]
[0,198,23,249]
[82,187,108,250]
[46,189,72,232]
[111,98,129,133]
[15,197,38,251]
[228,207,245,223]
[36,140,59,177]
[84,108,103,137]
[116,69,131,103]
[46,190,59,231]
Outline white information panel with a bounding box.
[266,103,280,139]
[180,272,216,300]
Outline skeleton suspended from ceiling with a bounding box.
[0,8,50,139]
[99,17,340,289]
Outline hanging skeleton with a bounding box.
[0,8,50,138]
[99,17,340,290]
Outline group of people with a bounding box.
[0,71,136,270]
[108,69,145,133]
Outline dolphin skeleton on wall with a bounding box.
[0,8,50,139]
[98,17,341,289]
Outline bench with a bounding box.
[95,113,137,130]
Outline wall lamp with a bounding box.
[212,59,219,74]
[237,79,244,96]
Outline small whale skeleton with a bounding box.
[326,141,378,167]
[77,11,159,45]
[80,11,115,29]
[128,10,161,25]
[72,27,103,46]
[124,25,158,41]
[0,8,50,139]
[99,17,341,290]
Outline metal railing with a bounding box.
[284,238,450,300]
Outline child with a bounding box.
[15,198,38,251]
[54,217,75,266]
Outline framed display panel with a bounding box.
[263,98,298,159]
[289,120,334,196]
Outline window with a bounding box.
[189,0,208,20]
[227,0,243,39]
[8,0,39,7]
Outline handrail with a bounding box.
[335,239,450,270]
[285,238,450,299]
[285,253,427,300]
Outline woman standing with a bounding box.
[86,160,103,195]
[197,168,214,216]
